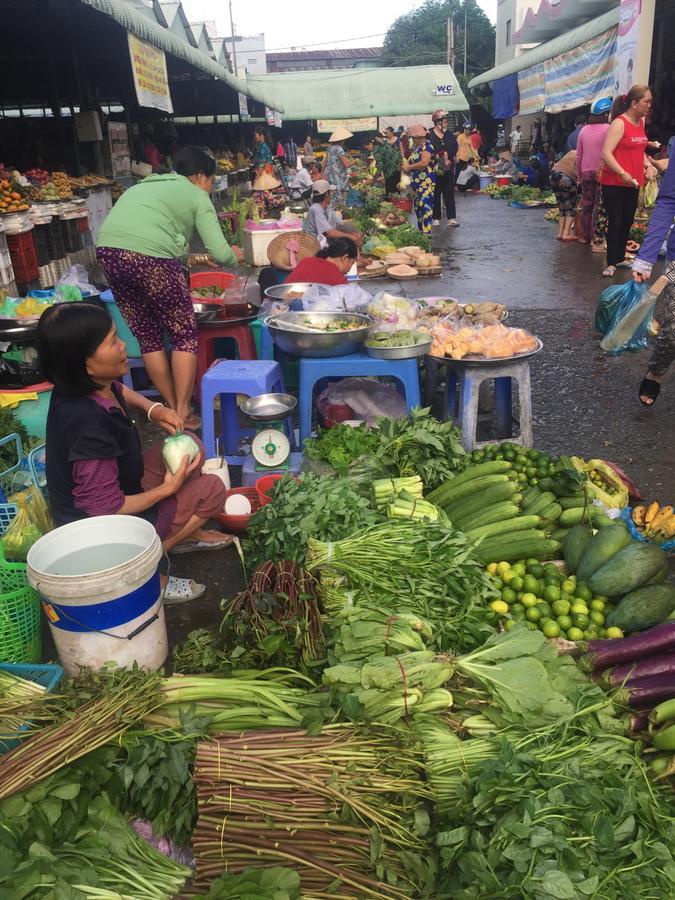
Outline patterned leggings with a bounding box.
[413,178,435,235]
[579,173,601,242]
[96,247,198,355]
[649,261,675,377]
[550,172,577,217]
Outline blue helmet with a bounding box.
[590,97,612,116]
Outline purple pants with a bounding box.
[97,247,198,354]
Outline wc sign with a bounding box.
[434,84,455,96]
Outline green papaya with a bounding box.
[588,542,668,597]
[563,523,593,574]
[606,584,675,633]
[576,524,632,582]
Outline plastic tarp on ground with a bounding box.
[468,7,619,88]
[244,65,469,121]
[77,0,278,108]
[492,74,519,119]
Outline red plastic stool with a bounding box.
[196,322,257,386]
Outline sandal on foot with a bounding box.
[183,415,201,431]
[171,536,231,555]
[561,236,577,242]
[161,576,206,605]
[602,266,616,277]
[639,377,661,407]
[447,219,460,227]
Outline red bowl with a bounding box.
[217,487,260,534]
[256,474,284,506]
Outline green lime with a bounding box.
[526,606,542,622]
[575,583,593,602]
[567,627,584,642]
[606,627,624,639]
[528,563,545,578]
[530,477,539,486]
[495,453,504,460]
[511,605,526,620]
[590,610,605,626]
[562,579,576,594]
[584,628,599,640]
[537,601,552,618]
[502,587,517,604]
[542,620,561,638]
[518,472,528,483]
[504,450,516,461]
[571,601,589,616]
[544,564,562,578]
[512,563,527,577]
[490,600,509,615]
[503,618,517,631]
[525,621,539,631]
[573,614,590,630]
[590,598,606,612]
[543,584,561,604]
[557,615,573,631]
[552,599,571,617]
[523,575,541,595]
[509,575,524,592]
[520,592,539,609]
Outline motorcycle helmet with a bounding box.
[590,97,612,116]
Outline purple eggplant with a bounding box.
[628,713,649,735]
[616,675,675,709]
[604,652,675,687]
[581,623,675,673]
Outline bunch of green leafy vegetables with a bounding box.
[303,423,381,475]
[388,224,432,252]
[0,407,31,472]
[349,408,467,492]
[199,866,301,899]
[243,473,380,570]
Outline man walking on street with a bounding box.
[427,111,459,227]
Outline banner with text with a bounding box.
[615,0,642,95]
[317,117,378,134]
[128,33,173,114]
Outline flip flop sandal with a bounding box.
[183,415,202,431]
[561,236,577,242]
[170,537,232,555]
[448,220,460,227]
[616,259,633,268]
[639,377,661,407]
[602,266,616,277]
[161,576,206,605]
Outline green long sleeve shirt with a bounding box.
[96,173,237,267]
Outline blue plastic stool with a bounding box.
[100,289,141,357]
[297,351,422,445]
[201,359,295,463]
[426,358,533,450]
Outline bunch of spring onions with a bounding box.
[145,670,330,733]
[387,490,440,522]
[190,727,432,900]
[0,669,161,801]
[0,668,59,747]
[372,475,423,510]
[323,651,454,725]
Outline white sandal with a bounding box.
[171,536,232,555]
[161,576,206,605]
[602,265,616,277]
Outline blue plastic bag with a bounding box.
[595,280,655,354]
[620,507,675,554]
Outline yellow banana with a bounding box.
[651,506,674,531]
[645,501,660,526]
[632,505,647,526]
[657,515,675,539]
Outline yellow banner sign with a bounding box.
[128,34,173,114]
[317,117,377,134]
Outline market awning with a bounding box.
[512,0,616,45]
[77,0,279,109]
[468,7,619,88]
[244,65,469,120]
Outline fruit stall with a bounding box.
[1,395,675,898]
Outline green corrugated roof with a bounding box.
[245,65,469,120]
[468,7,619,88]
[78,0,279,108]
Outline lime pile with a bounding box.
[470,443,555,488]
[487,559,624,641]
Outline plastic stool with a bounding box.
[197,323,257,387]
[297,351,422,445]
[430,359,533,450]
[120,358,161,398]
[201,359,295,462]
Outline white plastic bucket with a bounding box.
[26,516,166,677]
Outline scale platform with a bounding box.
[241,452,303,487]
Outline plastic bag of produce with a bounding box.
[596,281,655,354]
[302,283,371,314]
[363,236,396,259]
[619,507,675,553]
[56,264,97,301]
[366,291,418,331]
[2,486,53,560]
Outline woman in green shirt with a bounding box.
[96,146,242,429]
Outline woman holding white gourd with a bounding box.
[38,303,229,604]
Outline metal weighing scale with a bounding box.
[240,393,297,471]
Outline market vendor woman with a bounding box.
[38,302,229,605]
[96,146,243,430]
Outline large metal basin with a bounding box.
[266,311,372,358]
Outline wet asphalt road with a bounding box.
[43,192,675,660]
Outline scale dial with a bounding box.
[251,428,291,467]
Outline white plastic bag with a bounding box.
[301,283,371,314]
[56,264,97,299]
[318,377,407,425]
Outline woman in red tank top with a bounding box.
[600,85,657,276]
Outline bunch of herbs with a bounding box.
[303,423,380,475]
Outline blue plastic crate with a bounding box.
[0,662,63,754]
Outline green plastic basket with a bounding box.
[0,545,41,663]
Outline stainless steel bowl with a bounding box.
[193,302,223,324]
[266,311,373,358]
[240,393,297,422]
[264,283,320,302]
[365,334,432,359]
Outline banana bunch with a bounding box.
[633,502,675,543]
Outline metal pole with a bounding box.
[448,16,455,69]
[463,3,467,77]
[228,0,238,76]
